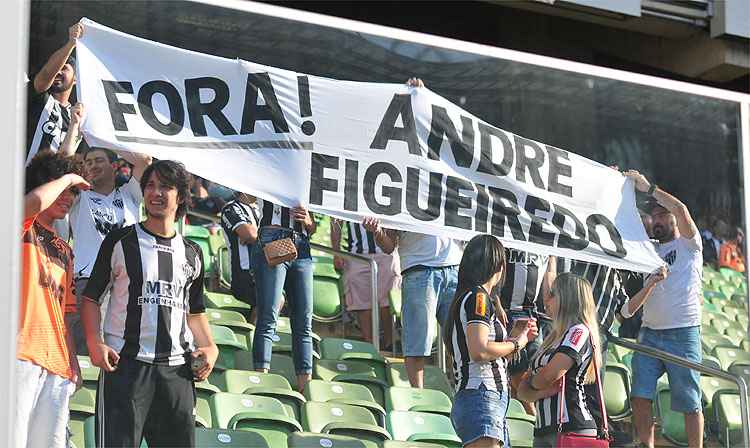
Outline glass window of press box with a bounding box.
[30,1,747,229]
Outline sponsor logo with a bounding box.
[569,327,584,347]
[663,250,677,266]
[475,291,487,317]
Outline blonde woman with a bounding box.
[517,273,603,448]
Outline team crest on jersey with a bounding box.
[475,291,488,317]
[663,250,677,266]
[569,327,584,347]
[113,198,124,209]
[182,261,195,279]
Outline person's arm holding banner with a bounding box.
[619,266,668,320]
[59,103,85,158]
[330,219,345,270]
[34,22,82,93]
[363,217,398,254]
[624,170,698,239]
[292,206,316,235]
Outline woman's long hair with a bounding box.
[534,273,602,384]
[442,234,508,348]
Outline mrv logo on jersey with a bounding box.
[138,280,188,310]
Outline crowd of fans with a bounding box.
[17,21,735,448]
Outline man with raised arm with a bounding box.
[625,170,704,448]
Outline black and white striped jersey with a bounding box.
[500,249,550,310]
[220,200,259,272]
[83,223,206,366]
[344,222,381,255]
[447,286,509,394]
[559,259,629,332]
[530,324,597,435]
[256,199,308,236]
[25,83,71,165]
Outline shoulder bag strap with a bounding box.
[585,323,609,436]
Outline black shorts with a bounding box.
[231,270,256,307]
[95,356,195,447]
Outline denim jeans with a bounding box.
[251,228,313,375]
[401,265,458,357]
[451,384,510,446]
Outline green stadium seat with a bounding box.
[208,230,225,256]
[314,359,389,406]
[703,290,726,302]
[313,260,340,279]
[655,383,688,446]
[305,380,386,426]
[507,398,535,424]
[68,414,89,448]
[210,393,302,447]
[234,352,298,388]
[222,370,305,421]
[724,326,745,346]
[700,376,737,422]
[184,225,215,274]
[387,363,454,398]
[205,291,252,314]
[606,351,619,364]
[713,347,750,370]
[604,362,631,420]
[728,363,750,386]
[217,245,232,290]
[206,308,251,325]
[69,388,96,416]
[211,324,247,371]
[609,341,632,362]
[320,337,388,379]
[195,395,213,428]
[77,355,100,387]
[385,386,452,417]
[714,392,743,447]
[302,401,391,444]
[702,355,722,371]
[702,302,720,313]
[506,417,535,447]
[195,427,270,447]
[620,352,633,372]
[313,276,343,321]
[383,442,446,448]
[701,334,737,354]
[288,432,379,448]
[737,314,748,328]
[720,285,738,301]
[710,318,734,335]
[386,410,461,447]
[701,324,720,336]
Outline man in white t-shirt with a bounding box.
[364,217,463,388]
[624,170,704,448]
[67,147,151,354]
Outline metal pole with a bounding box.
[310,243,381,351]
[608,334,750,447]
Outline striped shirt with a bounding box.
[25,83,70,165]
[83,224,206,365]
[256,199,308,236]
[447,287,509,393]
[344,222,381,254]
[560,260,629,332]
[220,200,259,272]
[500,249,550,310]
[530,324,596,435]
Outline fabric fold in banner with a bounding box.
[75,18,663,273]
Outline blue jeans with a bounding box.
[401,265,458,357]
[451,384,510,446]
[252,228,313,375]
[631,326,702,413]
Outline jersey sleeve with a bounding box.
[686,232,703,252]
[122,176,143,204]
[22,216,35,235]
[221,202,252,232]
[82,229,120,304]
[553,324,591,365]
[463,289,492,327]
[187,243,206,314]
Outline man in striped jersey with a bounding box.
[330,219,400,347]
[81,160,218,447]
[220,192,260,318]
[499,249,556,416]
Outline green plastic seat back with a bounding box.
[701,355,722,371]
[223,370,292,394]
[382,442,446,448]
[656,387,688,446]
[76,356,100,384]
[389,288,402,320]
[305,379,376,403]
[315,359,379,382]
[386,410,460,445]
[603,363,630,420]
[210,392,292,428]
[231,353,297,386]
[320,338,384,362]
[218,245,232,288]
[205,291,252,312]
[303,401,380,432]
[194,427,270,447]
[69,387,96,415]
[714,392,743,446]
[313,276,342,320]
[724,326,745,345]
[289,432,375,448]
[68,414,87,448]
[714,346,750,370]
[185,235,213,273]
[206,308,247,323]
[387,364,453,398]
[506,417,535,448]
[702,334,737,353]
[385,386,452,415]
[195,395,213,428]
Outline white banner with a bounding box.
[76,18,662,273]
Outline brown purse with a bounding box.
[263,237,298,267]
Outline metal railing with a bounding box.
[310,242,381,351]
[607,333,750,447]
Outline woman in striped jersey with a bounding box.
[517,274,603,447]
[444,235,538,447]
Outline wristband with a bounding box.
[647,183,657,196]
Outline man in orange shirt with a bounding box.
[719,227,745,273]
[17,150,89,448]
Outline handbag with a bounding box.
[262,236,298,267]
[555,323,610,448]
